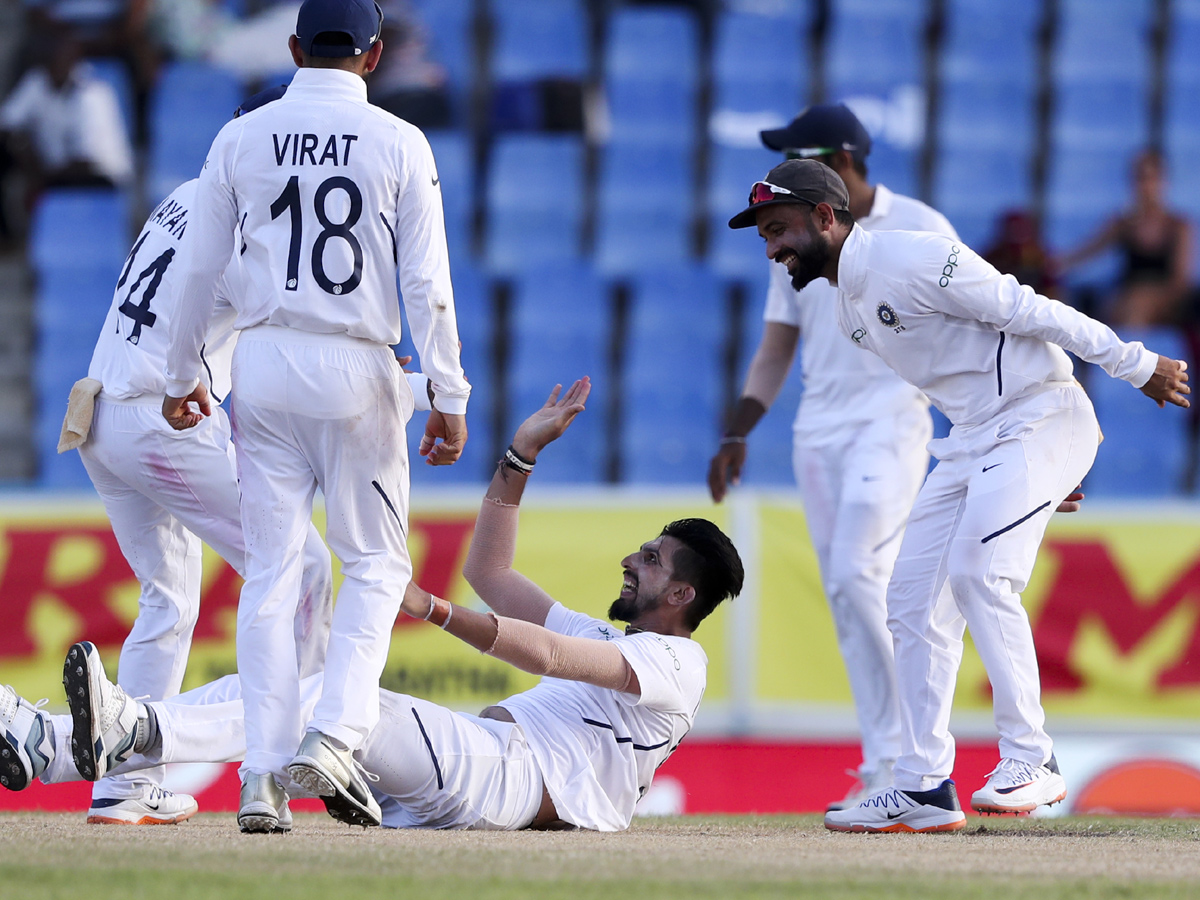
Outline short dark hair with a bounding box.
[660,518,744,631]
[833,207,856,228]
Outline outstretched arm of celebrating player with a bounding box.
[461,378,590,626]
[400,579,639,695]
[708,321,799,502]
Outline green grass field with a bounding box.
[3,813,1200,899]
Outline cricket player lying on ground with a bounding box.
[1,379,745,832]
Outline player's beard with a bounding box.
[783,220,832,291]
[609,587,663,624]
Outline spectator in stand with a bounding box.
[983,210,1059,301]
[0,26,133,204]
[1058,150,1194,328]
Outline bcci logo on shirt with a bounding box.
[876,302,905,333]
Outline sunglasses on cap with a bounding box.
[748,181,803,205]
[784,147,838,160]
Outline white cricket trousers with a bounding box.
[230,325,414,776]
[792,405,931,774]
[39,675,544,830]
[888,384,1100,792]
[78,396,333,801]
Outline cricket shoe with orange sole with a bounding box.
[971,756,1066,815]
[824,779,967,833]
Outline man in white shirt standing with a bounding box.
[160,0,470,832]
[709,105,954,810]
[0,29,132,192]
[729,159,1189,832]
[5,380,744,834]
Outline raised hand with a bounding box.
[511,378,591,461]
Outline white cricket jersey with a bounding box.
[834,226,1159,432]
[87,179,238,402]
[500,603,706,832]
[163,67,469,414]
[764,184,955,445]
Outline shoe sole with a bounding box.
[825,817,967,834]
[62,642,103,781]
[88,806,198,826]
[0,731,30,791]
[972,790,1067,815]
[238,814,292,834]
[288,758,380,828]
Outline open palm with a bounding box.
[512,378,591,457]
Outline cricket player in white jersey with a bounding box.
[709,105,953,810]
[729,160,1189,833]
[160,0,471,831]
[2,381,744,833]
[60,86,339,825]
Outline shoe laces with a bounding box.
[0,687,47,726]
[987,757,1039,786]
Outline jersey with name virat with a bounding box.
[88,179,238,402]
[163,67,469,414]
[834,226,1159,432]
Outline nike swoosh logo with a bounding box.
[886,811,904,819]
[983,464,1002,472]
[995,782,1033,794]
[431,176,440,186]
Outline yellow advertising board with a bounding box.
[3,492,1200,725]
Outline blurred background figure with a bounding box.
[1057,150,1194,328]
[369,0,451,128]
[983,209,1060,301]
[0,27,132,201]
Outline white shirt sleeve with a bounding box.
[406,371,431,412]
[391,129,471,415]
[614,633,695,712]
[76,79,133,185]
[910,237,1159,388]
[164,125,240,398]
[0,71,39,130]
[542,602,624,641]
[763,261,802,328]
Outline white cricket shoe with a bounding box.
[88,785,199,825]
[62,641,140,781]
[0,684,53,791]
[288,731,381,827]
[238,772,293,834]
[971,755,1067,814]
[824,779,967,833]
[826,760,895,812]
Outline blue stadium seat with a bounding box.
[938,81,1036,155]
[1051,82,1150,153]
[1085,328,1189,497]
[505,264,610,482]
[935,148,1033,249]
[941,1,1040,89]
[605,7,699,84]
[706,145,778,278]
[485,135,584,274]
[490,0,587,81]
[595,144,693,275]
[148,62,243,204]
[425,131,473,258]
[1044,150,1131,253]
[826,0,924,97]
[29,190,129,273]
[712,11,807,118]
[1054,0,1153,85]
[620,269,724,484]
[605,79,697,148]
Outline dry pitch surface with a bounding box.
[3,812,1200,899]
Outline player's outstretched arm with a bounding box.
[401,580,639,695]
[460,378,590,625]
[1139,355,1190,409]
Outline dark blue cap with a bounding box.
[235,84,287,118]
[760,104,872,163]
[295,0,383,58]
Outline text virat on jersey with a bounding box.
[272,133,360,167]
